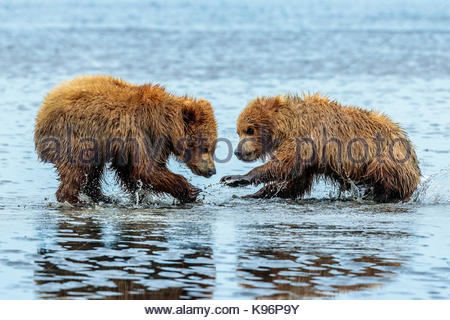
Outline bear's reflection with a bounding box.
[236,222,409,299]
[34,208,410,299]
[34,209,215,299]
[237,249,402,299]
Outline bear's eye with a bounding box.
[202,147,209,153]
[246,127,254,135]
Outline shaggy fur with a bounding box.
[35,75,217,204]
[221,93,420,203]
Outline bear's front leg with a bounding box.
[221,161,282,187]
[220,163,272,187]
[242,183,282,198]
[220,174,252,187]
[142,169,201,204]
[244,173,314,199]
[222,138,307,189]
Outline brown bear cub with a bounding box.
[221,94,420,203]
[35,75,217,204]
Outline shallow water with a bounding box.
[0,0,450,299]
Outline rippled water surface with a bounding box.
[0,0,449,299]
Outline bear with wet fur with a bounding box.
[34,75,217,204]
[221,94,420,203]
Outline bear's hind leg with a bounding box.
[112,164,151,204]
[55,164,87,205]
[83,165,113,203]
[365,157,418,203]
[369,183,402,203]
[112,165,139,194]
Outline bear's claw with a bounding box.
[179,186,201,203]
[220,175,251,187]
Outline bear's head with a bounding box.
[234,96,284,162]
[175,98,218,178]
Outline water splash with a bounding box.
[413,168,450,204]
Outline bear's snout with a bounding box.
[198,166,216,178]
[234,147,256,162]
[234,148,242,159]
[190,160,216,178]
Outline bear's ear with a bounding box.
[265,96,284,112]
[182,101,202,124]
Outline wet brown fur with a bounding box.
[34,75,217,204]
[223,93,420,203]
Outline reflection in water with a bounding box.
[238,248,401,299]
[34,209,216,299]
[32,204,412,299]
[229,202,414,299]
